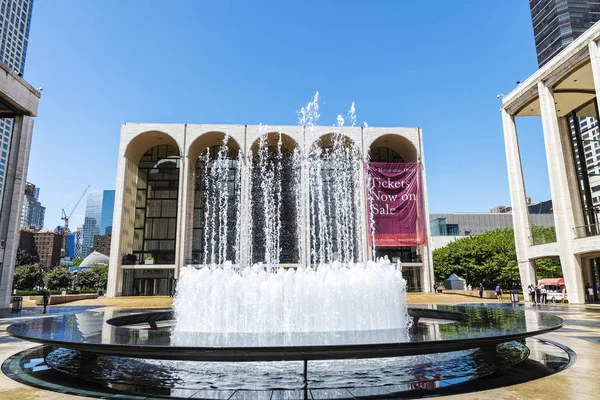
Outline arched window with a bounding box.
[309,134,363,264]
[369,147,404,162]
[192,145,241,264]
[251,145,299,264]
[133,145,180,265]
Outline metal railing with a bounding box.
[573,223,600,238]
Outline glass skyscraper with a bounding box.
[0,0,34,210]
[100,190,115,235]
[82,190,115,257]
[20,181,44,229]
[530,0,600,67]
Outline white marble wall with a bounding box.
[107,124,434,296]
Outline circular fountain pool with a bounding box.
[4,305,567,399]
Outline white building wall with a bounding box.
[108,123,433,296]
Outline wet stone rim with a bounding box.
[6,305,564,362]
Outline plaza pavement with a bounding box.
[0,294,599,399]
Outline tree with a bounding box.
[432,226,562,288]
[13,264,43,290]
[73,265,108,290]
[16,249,39,267]
[74,269,98,289]
[44,266,73,290]
[71,257,84,266]
[91,265,108,289]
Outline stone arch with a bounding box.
[124,130,182,162]
[311,133,360,156]
[368,134,418,162]
[249,132,300,155]
[188,131,242,161]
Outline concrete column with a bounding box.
[501,109,536,295]
[558,117,586,229]
[419,128,434,293]
[0,116,34,308]
[588,39,600,114]
[538,81,585,303]
[107,152,128,297]
[178,153,191,273]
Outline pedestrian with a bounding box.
[495,284,502,302]
[433,283,438,294]
[478,283,484,299]
[586,283,595,303]
[535,285,541,304]
[467,284,472,292]
[528,285,535,303]
[540,285,547,304]
[42,291,50,310]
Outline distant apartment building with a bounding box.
[18,229,63,269]
[72,227,83,258]
[93,233,111,257]
[20,182,44,229]
[82,190,115,258]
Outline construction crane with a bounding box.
[61,185,90,234]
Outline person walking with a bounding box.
[540,286,547,304]
[586,283,595,303]
[478,283,484,299]
[495,284,502,302]
[42,291,50,311]
[535,285,541,304]
[528,285,535,303]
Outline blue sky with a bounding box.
[23,0,549,229]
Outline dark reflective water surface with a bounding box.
[7,306,563,348]
[2,338,571,399]
[45,341,528,390]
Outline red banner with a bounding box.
[366,162,427,246]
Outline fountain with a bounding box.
[174,93,408,335]
[4,93,567,399]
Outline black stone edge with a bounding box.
[6,307,564,362]
[1,339,573,400]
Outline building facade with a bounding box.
[72,227,83,258]
[500,21,600,304]
[0,0,34,209]
[19,181,44,229]
[100,190,115,235]
[18,229,62,269]
[430,212,555,237]
[106,124,433,296]
[81,190,114,258]
[93,233,111,257]
[429,211,555,251]
[531,0,600,67]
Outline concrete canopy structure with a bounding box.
[0,62,39,308]
[80,251,109,268]
[107,124,433,296]
[500,21,600,304]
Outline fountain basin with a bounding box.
[6,305,563,362]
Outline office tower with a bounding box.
[82,190,115,257]
[530,0,600,67]
[0,0,34,209]
[100,190,115,234]
[20,181,44,229]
